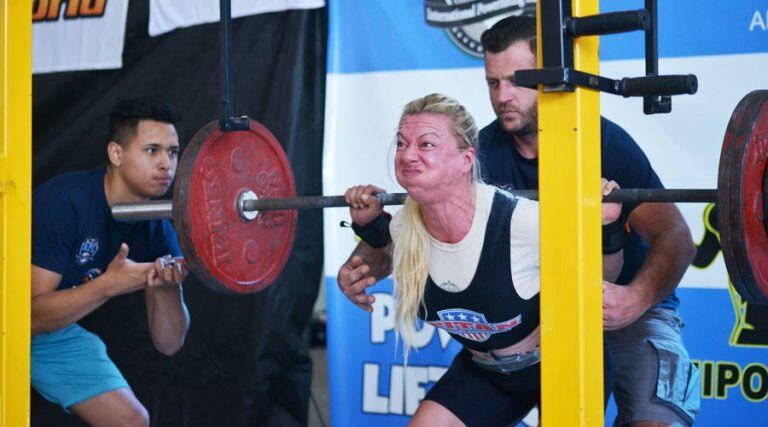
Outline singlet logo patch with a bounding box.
[76,237,99,265]
[428,308,522,342]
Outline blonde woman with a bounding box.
[345,93,624,426]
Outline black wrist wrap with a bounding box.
[602,218,629,254]
[351,213,392,248]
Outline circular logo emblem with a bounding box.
[425,0,536,58]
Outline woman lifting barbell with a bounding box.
[344,93,625,425]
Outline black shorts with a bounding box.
[425,345,615,427]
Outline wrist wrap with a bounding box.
[603,218,629,254]
[351,213,392,248]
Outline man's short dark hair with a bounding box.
[108,97,181,146]
[481,16,537,54]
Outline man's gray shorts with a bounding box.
[606,306,701,426]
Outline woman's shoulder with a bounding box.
[508,196,539,233]
[389,208,405,242]
[487,184,538,210]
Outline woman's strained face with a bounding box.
[395,113,472,199]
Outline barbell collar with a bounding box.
[111,188,717,222]
[113,200,173,221]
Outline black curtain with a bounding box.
[32,2,327,426]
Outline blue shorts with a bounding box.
[31,323,129,412]
[606,306,701,426]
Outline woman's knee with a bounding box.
[409,400,465,427]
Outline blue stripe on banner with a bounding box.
[601,0,768,61]
[328,0,768,74]
[327,0,483,74]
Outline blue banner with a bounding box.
[329,0,768,74]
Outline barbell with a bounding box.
[113,90,768,304]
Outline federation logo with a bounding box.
[428,308,522,342]
[76,237,99,265]
[424,0,536,58]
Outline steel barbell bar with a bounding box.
[112,188,718,222]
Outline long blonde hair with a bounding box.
[393,93,480,357]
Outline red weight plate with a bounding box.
[173,120,297,294]
[718,96,749,298]
[717,90,768,304]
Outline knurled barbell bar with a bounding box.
[112,90,768,304]
[112,189,720,222]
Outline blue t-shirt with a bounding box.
[32,169,181,289]
[478,117,678,310]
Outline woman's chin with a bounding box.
[405,187,438,204]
